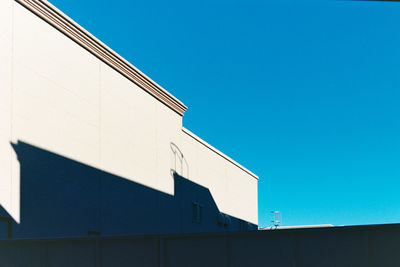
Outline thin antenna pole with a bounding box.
[270,211,281,229]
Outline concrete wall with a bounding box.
[0,0,257,238]
[1,224,400,267]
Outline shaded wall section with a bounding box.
[1,224,400,267]
[0,141,256,239]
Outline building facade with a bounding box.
[0,0,258,239]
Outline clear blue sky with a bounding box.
[49,0,400,227]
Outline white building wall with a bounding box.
[0,0,14,220]
[179,129,258,224]
[100,62,182,195]
[0,0,258,235]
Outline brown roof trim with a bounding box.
[15,0,188,116]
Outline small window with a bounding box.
[192,202,203,223]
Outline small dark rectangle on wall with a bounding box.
[0,218,12,239]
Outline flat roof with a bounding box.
[260,224,334,230]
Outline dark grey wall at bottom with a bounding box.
[1,223,400,267]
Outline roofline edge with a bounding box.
[15,0,188,116]
[182,127,259,180]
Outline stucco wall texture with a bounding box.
[0,0,258,237]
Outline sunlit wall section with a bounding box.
[100,62,182,195]
[0,0,14,220]
[179,129,258,225]
[12,2,101,169]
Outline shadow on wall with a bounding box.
[0,141,256,239]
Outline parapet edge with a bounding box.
[182,127,259,180]
[15,0,188,116]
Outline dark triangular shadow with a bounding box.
[0,141,256,239]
